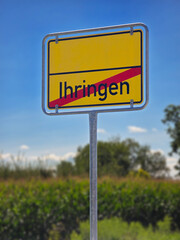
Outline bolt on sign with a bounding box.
[42,24,149,115]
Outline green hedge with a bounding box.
[0,178,180,239]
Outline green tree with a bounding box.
[74,138,169,178]
[74,145,89,176]
[126,143,169,178]
[141,150,169,178]
[122,138,142,169]
[57,161,74,177]
[74,139,131,177]
[162,104,180,176]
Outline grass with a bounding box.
[71,217,180,240]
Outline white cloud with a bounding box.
[166,156,179,178]
[151,149,165,155]
[1,153,11,159]
[29,155,39,161]
[43,154,60,161]
[40,152,76,162]
[97,128,106,134]
[0,152,27,164]
[61,152,76,160]
[128,126,147,133]
[0,153,12,163]
[20,145,29,150]
[1,150,76,165]
[167,156,177,167]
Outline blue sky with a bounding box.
[0,0,180,176]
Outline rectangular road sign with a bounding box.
[42,23,149,115]
[42,23,149,240]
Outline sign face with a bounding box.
[43,25,148,114]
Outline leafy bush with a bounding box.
[128,168,151,179]
[0,180,89,240]
[0,178,179,239]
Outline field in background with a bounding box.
[0,177,180,240]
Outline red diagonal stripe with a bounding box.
[49,67,141,107]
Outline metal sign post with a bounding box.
[42,23,149,240]
[89,111,98,240]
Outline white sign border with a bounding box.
[42,22,149,116]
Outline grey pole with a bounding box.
[89,111,98,240]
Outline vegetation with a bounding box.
[162,104,180,176]
[0,178,180,240]
[66,138,169,178]
[0,137,170,180]
[71,217,180,240]
[0,104,179,240]
[0,153,54,179]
